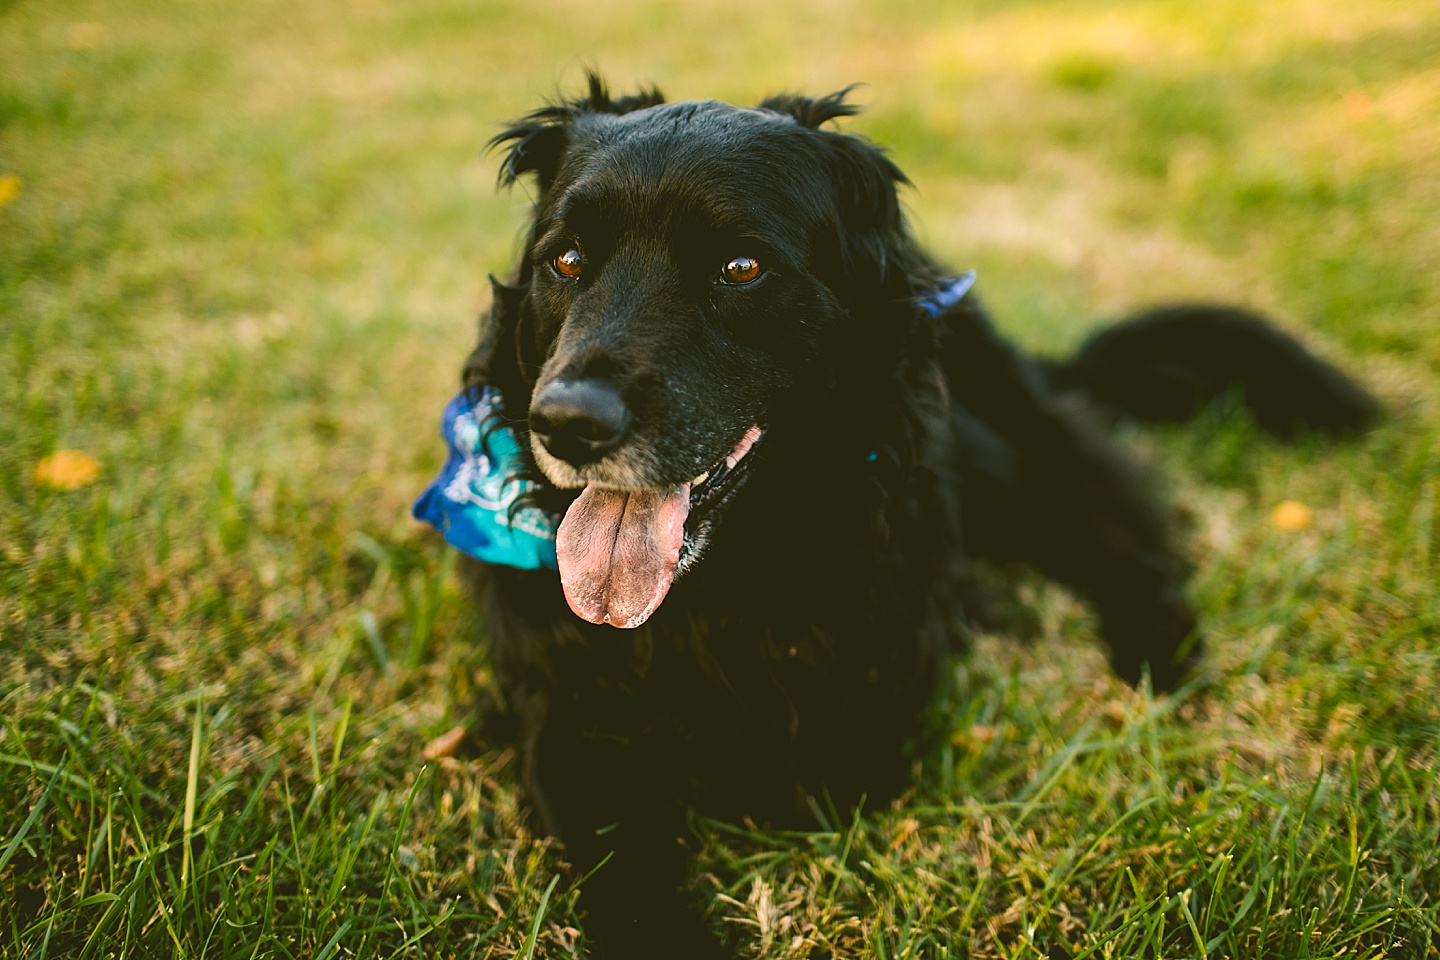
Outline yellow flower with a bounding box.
[0,174,20,208]
[35,450,101,491]
[890,817,920,850]
[421,724,468,760]
[1270,500,1312,532]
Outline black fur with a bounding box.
[453,77,1377,958]
[1044,304,1380,438]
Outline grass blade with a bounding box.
[1,758,66,874]
[518,875,560,960]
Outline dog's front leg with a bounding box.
[937,298,1199,690]
[522,695,725,960]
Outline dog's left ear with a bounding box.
[761,88,910,283]
[818,129,907,240]
[757,86,862,129]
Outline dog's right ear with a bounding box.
[491,114,569,192]
[463,274,526,390]
[490,73,665,192]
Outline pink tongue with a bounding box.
[555,483,690,629]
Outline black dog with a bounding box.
[433,76,1376,957]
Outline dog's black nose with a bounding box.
[530,378,631,466]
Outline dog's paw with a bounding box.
[1107,603,1202,694]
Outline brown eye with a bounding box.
[553,248,583,278]
[722,255,761,285]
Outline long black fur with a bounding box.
[452,77,1377,958]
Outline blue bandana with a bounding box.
[916,270,976,317]
[411,387,558,570]
[414,274,975,571]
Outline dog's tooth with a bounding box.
[724,425,763,473]
[692,471,709,486]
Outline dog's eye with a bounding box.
[553,248,583,279]
[721,256,761,285]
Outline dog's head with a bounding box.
[473,76,928,628]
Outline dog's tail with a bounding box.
[1042,305,1379,438]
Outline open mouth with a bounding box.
[555,424,765,629]
[686,424,764,519]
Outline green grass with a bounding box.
[3,0,1438,956]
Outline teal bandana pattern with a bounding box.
[412,387,558,570]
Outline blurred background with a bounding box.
[3,0,1438,956]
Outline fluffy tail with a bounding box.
[1044,305,1380,438]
